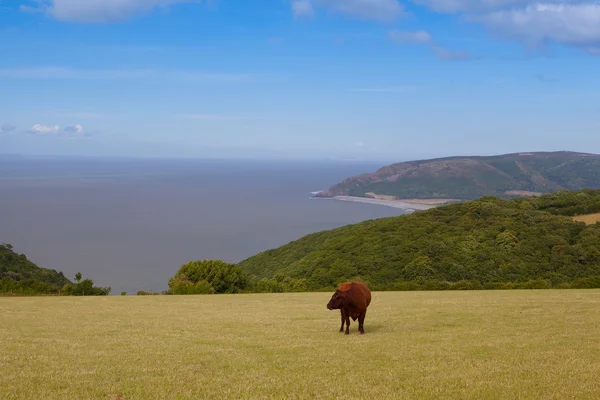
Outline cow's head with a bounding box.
[327,290,345,310]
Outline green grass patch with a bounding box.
[2,291,600,399]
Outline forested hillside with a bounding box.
[239,189,600,291]
[0,243,110,295]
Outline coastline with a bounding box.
[312,193,437,212]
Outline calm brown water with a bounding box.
[0,156,406,294]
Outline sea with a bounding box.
[0,156,407,294]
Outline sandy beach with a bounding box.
[325,195,438,212]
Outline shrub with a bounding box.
[168,260,248,294]
[570,276,600,289]
[136,290,162,296]
[69,273,111,296]
[169,279,215,295]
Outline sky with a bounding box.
[1,0,599,161]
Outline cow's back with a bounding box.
[338,281,371,310]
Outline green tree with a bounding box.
[169,260,248,294]
[69,273,111,296]
[496,231,519,250]
[403,256,436,280]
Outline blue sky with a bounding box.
[1,0,599,161]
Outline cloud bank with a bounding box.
[20,1,600,55]
[291,0,600,55]
[474,3,600,51]
[26,123,89,137]
[30,124,60,134]
[414,1,600,53]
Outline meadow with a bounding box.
[573,212,600,225]
[2,291,600,399]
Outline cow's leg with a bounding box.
[339,309,345,332]
[344,309,351,335]
[358,310,366,334]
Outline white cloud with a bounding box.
[27,0,192,23]
[412,1,600,53]
[473,3,600,47]
[388,30,432,44]
[1,124,16,134]
[64,124,85,134]
[292,0,314,18]
[30,124,60,134]
[0,67,251,82]
[411,0,580,13]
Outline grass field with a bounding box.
[2,291,600,399]
[573,213,600,225]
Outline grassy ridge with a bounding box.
[239,189,600,291]
[317,151,600,200]
[2,291,600,399]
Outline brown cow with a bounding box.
[326,281,371,334]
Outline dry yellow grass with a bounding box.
[2,291,600,399]
[573,213,600,225]
[365,192,398,201]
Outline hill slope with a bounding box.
[239,189,600,291]
[1,243,110,295]
[1,243,71,293]
[316,151,600,200]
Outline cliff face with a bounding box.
[316,151,600,200]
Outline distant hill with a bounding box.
[238,189,600,291]
[315,151,600,201]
